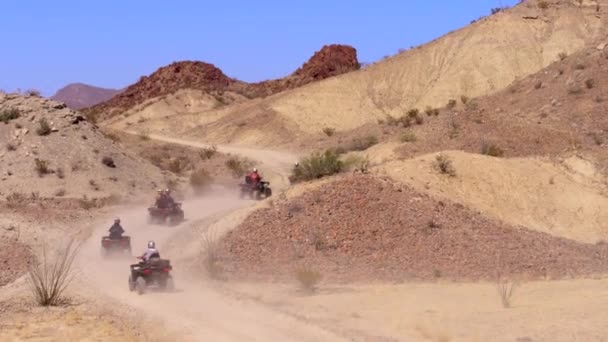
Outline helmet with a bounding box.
[157,189,162,193]
[252,168,258,173]
[148,241,155,249]
[294,162,299,167]
[165,188,170,193]
[114,218,120,223]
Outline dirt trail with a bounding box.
[75,137,345,341]
[124,130,298,189]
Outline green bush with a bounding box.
[290,149,343,183]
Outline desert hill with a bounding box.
[84,44,359,121]
[51,83,121,109]
[108,0,608,147]
[217,174,608,282]
[0,93,166,200]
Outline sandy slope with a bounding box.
[108,0,608,147]
[380,151,608,243]
[229,278,608,342]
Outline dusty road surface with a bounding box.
[74,137,349,341]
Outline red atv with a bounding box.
[148,202,184,225]
[239,176,272,200]
[100,235,131,257]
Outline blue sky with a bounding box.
[0,0,519,96]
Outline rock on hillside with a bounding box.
[217,175,608,283]
[242,44,360,97]
[84,44,359,120]
[51,83,121,110]
[0,93,165,200]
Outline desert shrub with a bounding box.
[0,108,20,124]
[534,81,543,89]
[400,131,417,143]
[290,149,343,183]
[574,62,585,70]
[343,155,370,173]
[558,52,568,61]
[225,157,250,178]
[295,266,322,293]
[190,168,213,194]
[54,189,66,197]
[481,143,504,157]
[101,156,116,168]
[6,142,17,151]
[585,79,595,89]
[538,0,549,9]
[407,108,420,119]
[79,195,97,210]
[201,230,222,279]
[496,274,519,308]
[168,157,189,174]
[138,132,150,140]
[26,89,41,97]
[447,99,457,109]
[425,106,439,116]
[491,7,504,14]
[199,145,218,160]
[448,120,460,139]
[28,239,81,306]
[347,135,378,151]
[6,192,27,208]
[34,158,51,177]
[460,95,469,104]
[36,118,51,136]
[434,154,456,177]
[89,179,100,191]
[322,127,336,137]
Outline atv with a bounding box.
[100,235,131,257]
[239,180,272,200]
[148,202,184,225]
[128,256,174,295]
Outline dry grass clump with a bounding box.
[201,230,223,279]
[199,145,218,160]
[295,265,322,293]
[28,239,81,306]
[36,118,52,136]
[434,154,456,177]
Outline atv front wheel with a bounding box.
[136,277,146,295]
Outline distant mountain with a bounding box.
[51,83,122,109]
[83,44,359,120]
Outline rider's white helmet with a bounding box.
[252,168,257,173]
[148,240,155,249]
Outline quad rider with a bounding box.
[140,240,160,263]
[155,189,169,209]
[245,168,262,190]
[108,218,125,239]
[164,189,175,208]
